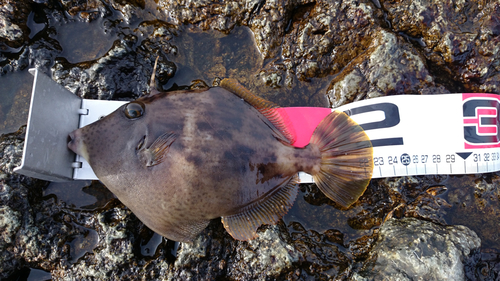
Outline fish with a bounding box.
[67,63,373,242]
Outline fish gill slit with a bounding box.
[136,135,146,151]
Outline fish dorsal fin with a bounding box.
[220,78,296,145]
[221,175,299,241]
[138,132,178,167]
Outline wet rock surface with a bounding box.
[384,0,500,93]
[0,0,499,280]
[353,217,481,280]
[0,0,31,48]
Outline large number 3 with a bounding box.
[463,98,500,148]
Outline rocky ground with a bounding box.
[1,0,499,280]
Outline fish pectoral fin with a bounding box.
[221,175,299,241]
[140,132,178,167]
[220,78,296,145]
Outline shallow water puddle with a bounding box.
[56,18,118,64]
[43,180,115,210]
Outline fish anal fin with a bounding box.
[310,111,374,208]
[221,175,299,241]
[140,132,178,167]
[220,78,297,144]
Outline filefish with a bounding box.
[68,67,373,242]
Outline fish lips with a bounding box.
[68,129,89,161]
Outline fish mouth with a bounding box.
[67,131,78,153]
[68,129,89,161]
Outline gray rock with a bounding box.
[0,16,23,42]
[384,0,500,93]
[0,1,30,46]
[226,225,300,279]
[327,29,444,108]
[51,31,177,100]
[0,0,499,280]
[353,217,481,281]
[0,204,21,275]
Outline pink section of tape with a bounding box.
[282,107,332,148]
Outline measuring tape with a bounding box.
[18,70,499,182]
[73,92,500,182]
[296,93,500,182]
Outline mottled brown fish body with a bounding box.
[70,87,318,241]
[68,81,373,242]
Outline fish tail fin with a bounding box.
[309,111,373,208]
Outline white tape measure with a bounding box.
[298,93,500,182]
[72,93,500,181]
[14,71,499,182]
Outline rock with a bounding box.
[384,0,500,93]
[51,32,177,100]
[446,174,500,252]
[0,1,31,47]
[226,225,300,279]
[50,206,137,280]
[0,0,499,279]
[0,128,46,279]
[327,28,444,108]
[353,217,481,280]
[0,205,21,276]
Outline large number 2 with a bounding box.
[344,103,402,147]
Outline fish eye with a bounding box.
[124,101,145,119]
